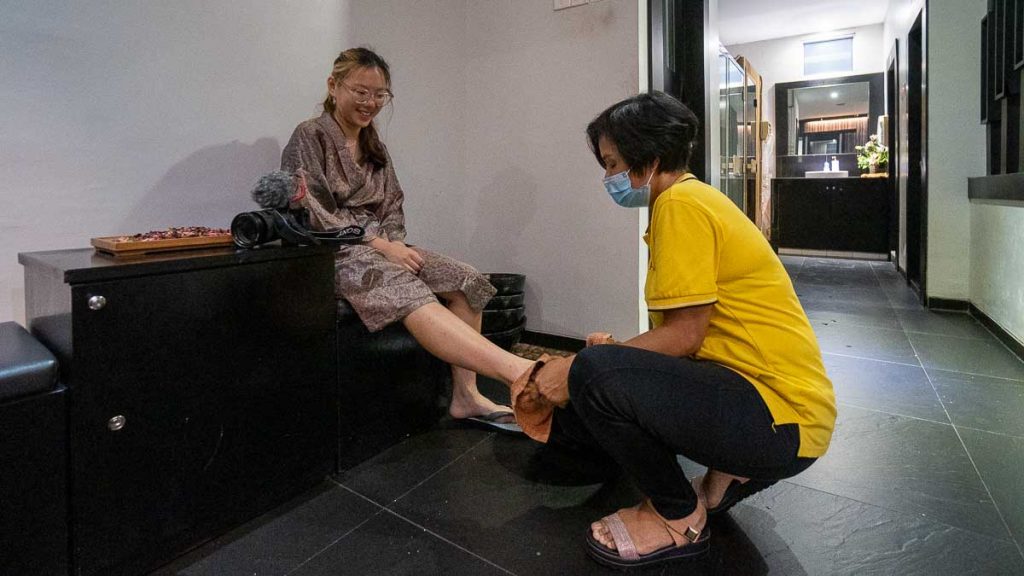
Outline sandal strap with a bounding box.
[663,522,702,546]
[642,499,702,547]
[602,513,640,561]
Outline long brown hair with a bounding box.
[323,47,392,169]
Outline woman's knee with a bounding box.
[568,346,629,403]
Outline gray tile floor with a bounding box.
[154,257,1024,575]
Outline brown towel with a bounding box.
[510,353,576,443]
[510,354,552,442]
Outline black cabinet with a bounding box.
[20,245,337,576]
[771,177,890,254]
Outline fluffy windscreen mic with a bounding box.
[251,170,296,209]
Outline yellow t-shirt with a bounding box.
[645,176,836,458]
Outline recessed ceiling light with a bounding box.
[830,91,839,99]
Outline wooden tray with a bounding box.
[91,234,235,257]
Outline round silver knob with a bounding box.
[88,295,107,310]
[108,415,126,431]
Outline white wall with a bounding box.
[971,205,1024,344]
[922,0,987,300]
[883,0,987,302]
[348,0,641,339]
[463,0,640,339]
[0,0,350,324]
[345,0,469,254]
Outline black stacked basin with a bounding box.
[482,273,525,350]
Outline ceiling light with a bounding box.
[830,92,839,99]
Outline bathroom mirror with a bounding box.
[788,82,870,155]
[774,72,884,176]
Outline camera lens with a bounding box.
[231,211,277,248]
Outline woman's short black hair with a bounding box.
[586,91,699,174]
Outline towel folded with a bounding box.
[510,353,576,443]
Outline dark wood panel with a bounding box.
[983,15,990,123]
[968,171,1024,204]
[22,246,336,576]
[1016,0,1024,69]
[997,0,1007,99]
[772,178,889,253]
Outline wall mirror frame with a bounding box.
[774,72,885,176]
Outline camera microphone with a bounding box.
[234,170,362,248]
[251,170,298,209]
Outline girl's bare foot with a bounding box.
[448,387,513,420]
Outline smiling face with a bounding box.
[327,66,389,136]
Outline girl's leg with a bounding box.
[402,300,533,395]
[434,290,516,419]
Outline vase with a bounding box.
[868,163,878,174]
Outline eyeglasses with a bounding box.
[341,81,393,106]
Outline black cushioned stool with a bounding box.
[335,301,450,471]
[0,322,68,576]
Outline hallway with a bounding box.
[155,257,1024,575]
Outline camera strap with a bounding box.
[273,211,365,246]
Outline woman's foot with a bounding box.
[692,469,750,510]
[589,498,706,557]
[693,470,776,515]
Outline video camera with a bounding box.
[231,170,364,248]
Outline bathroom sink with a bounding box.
[805,170,848,178]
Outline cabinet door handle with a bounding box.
[88,295,107,311]
[108,415,126,431]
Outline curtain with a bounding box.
[803,117,869,145]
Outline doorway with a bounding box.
[905,9,927,300]
[649,0,708,181]
[886,41,899,257]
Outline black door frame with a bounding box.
[886,40,900,260]
[649,0,708,181]
[905,7,928,301]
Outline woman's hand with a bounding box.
[586,332,616,347]
[371,238,425,274]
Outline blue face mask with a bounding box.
[603,169,653,208]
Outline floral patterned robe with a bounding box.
[281,113,495,331]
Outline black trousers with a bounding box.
[551,345,816,520]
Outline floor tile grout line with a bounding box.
[375,505,518,576]
[329,479,512,573]
[282,500,386,576]
[825,348,1024,384]
[905,325,1024,353]
[329,432,494,510]
[837,400,1024,439]
[900,328,992,342]
[776,477,1022,547]
[948,423,1024,440]
[388,433,495,506]
[822,351,921,368]
[921,364,1024,384]
[835,400,952,427]
[905,334,1024,561]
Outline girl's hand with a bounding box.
[377,239,425,274]
[586,332,615,347]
